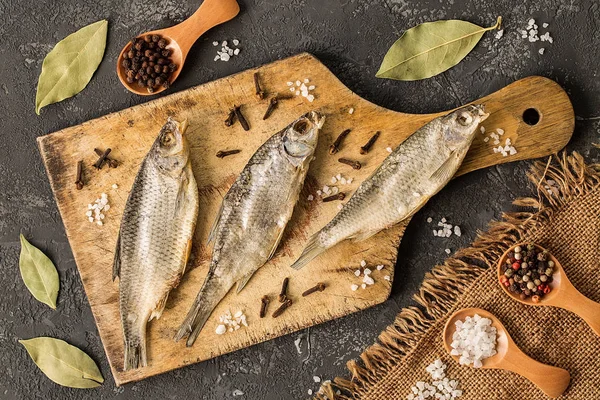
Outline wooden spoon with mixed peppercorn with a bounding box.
[116,0,239,96]
[497,243,600,336]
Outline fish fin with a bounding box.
[267,226,286,261]
[174,278,235,346]
[290,232,326,270]
[174,173,190,217]
[236,272,256,293]
[150,292,170,321]
[429,151,457,183]
[207,202,224,244]
[112,231,121,281]
[352,229,379,242]
[123,340,147,371]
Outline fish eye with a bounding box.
[457,112,473,126]
[293,120,310,135]
[162,132,174,146]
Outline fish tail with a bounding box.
[174,278,233,346]
[290,231,327,270]
[123,339,147,370]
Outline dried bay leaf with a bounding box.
[19,337,104,388]
[35,20,108,114]
[19,234,59,309]
[376,17,502,81]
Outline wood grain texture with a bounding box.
[36,53,574,385]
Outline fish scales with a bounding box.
[175,111,324,346]
[291,105,488,270]
[115,118,198,370]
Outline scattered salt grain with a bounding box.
[361,283,367,289]
[337,204,343,210]
[232,39,239,46]
[212,41,218,46]
[216,324,227,335]
[386,147,393,153]
[363,275,375,285]
[413,192,421,197]
[307,195,314,201]
[351,284,359,291]
[496,128,504,135]
[495,29,503,39]
[348,107,354,114]
[427,217,433,223]
[313,376,321,383]
[360,260,367,267]
[539,48,545,55]
[454,226,461,237]
[308,389,313,395]
[214,40,241,62]
[480,126,485,134]
[377,264,384,271]
[384,275,390,281]
[445,248,451,254]
[364,268,372,275]
[354,270,361,276]
[287,81,293,86]
[112,183,118,189]
[407,359,462,400]
[543,22,549,28]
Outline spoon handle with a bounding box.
[500,346,570,398]
[171,0,240,52]
[553,279,600,336]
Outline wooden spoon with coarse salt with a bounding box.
[117,0,240,96]
[497,243,600,336]
[443,308,570,398]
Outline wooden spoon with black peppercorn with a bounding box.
[498,243,600,336]
[444,308,570,398]
[117,0,240,96]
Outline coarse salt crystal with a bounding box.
[348,107,354,114]
[496,128,504,135]
[220,53,230,62]
[454,226,461,236]
[96,220,103,226]
[216,324,226,335]
[364,268,372,275]
[354,269,361,276]
[543,22,549,28]
[413,192,421,197]
[295,90,300,96]
[222,40,227,46]
[112,184,118,189]
[350,284,359,291]
[212,41,219,46]
[445,249,451,254]
[307,195,314,201]
[539,48,545,55]
[232,39,239,46]
[480,126,485,134]
[377,264,384,271]
[313,376,321,383]
[331,177,337,184]
[307,94,315,102]
[287,81,293,86]
[347,178,353,184]
[384,275,390,281]
[427,217,433,223]
[360,260,367,267]
[337,204,343,210]
[386,147,393,153]
[234,48,240,56]
[361,283,366,289]
[304,78,309,83]
[363,275,375,285]
[296,80,301,86]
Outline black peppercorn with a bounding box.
[148,86,155,93]
[134,41,143,51]
[158,38,167,48]
[137,78,144,86]
[161,49,170,57]
[155,76,164,85]
[144,49,153,57]
[162,79,170,89]
[162,65,169,74]
[146,78,154,88]
[127,50,135,59]
[152,34,160,43]
[126,76,134,84]
[169,63,177,72]
[154,64,162,74]
[144,35,152,43]
[141,61,148,69]
[146,66,153,75]
[151,72,157,78]
[157,58,166,65]
[122,59,130,68]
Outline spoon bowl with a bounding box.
[443,307,570,398]
[497,243,600,335]
[117,0,240,96]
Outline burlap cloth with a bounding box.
[318,152,600,400]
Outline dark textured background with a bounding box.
[1,0,598,399]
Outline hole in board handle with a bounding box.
[523,108,540,125]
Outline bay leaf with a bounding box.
[35,20,108,115]
[19,234,59,309]
[19,337,104,388]
[376,17,502,81]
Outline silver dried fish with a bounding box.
[291,105,488,270]
[175,111,324,346]
[114,118,199,370]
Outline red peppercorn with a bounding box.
[503,280,510,287]
[512,262,520,270]
[543,286,551,294]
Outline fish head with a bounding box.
[152,117,190,172]
[282,111,324,165]
[441,104,489,151]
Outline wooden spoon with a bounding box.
[498,243,600,336]
[116,0,240,96]
[443,308,570,398]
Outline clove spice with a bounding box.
[75,160,84,190]
[338,158,361,170]
[254,72,265,100]
[260,295,270,318]
[329,129,351,155]
[224,109,236,127]
[360,131,380,154]
[216,149,241,158]
[272,298,292,318]
[322,193,345,202]
[234,105,250,131]
[262,97,278,120]
[93,148,118,168]
[302,282,326,297]
[93,148,112,169]
[278,277,289,302]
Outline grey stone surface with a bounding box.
[0,0,598,399]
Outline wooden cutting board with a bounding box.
[37,53,574,385]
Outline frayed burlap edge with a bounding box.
[316,152,600,400]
